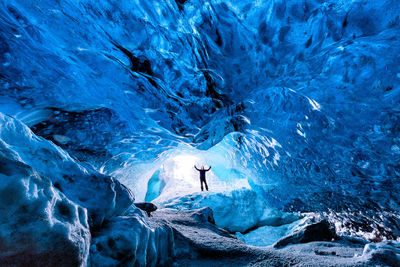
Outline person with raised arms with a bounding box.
[194,165,211,191]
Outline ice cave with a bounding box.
[0,0,400,266]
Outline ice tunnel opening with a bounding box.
[101,133,302,246]
[142,144,253,204]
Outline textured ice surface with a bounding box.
[0,113,134,227]
[161,188,299,233]
[1,0,400,243]
[0,113,173,266]
[0,120,90,265]
[361,241,400,265]
[90,206,174,266]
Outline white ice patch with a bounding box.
[306,97,321,111]
[236,221,299,247]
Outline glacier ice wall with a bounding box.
[1,0,400,240]
[0,138,90,265]
[0,112,174,265]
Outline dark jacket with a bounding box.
[195,166,211,179]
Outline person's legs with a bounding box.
[204,179,208,191]
[200,178,204,191]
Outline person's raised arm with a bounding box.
[206,166,211,171]
[194,165,200,171]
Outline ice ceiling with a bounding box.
[1,0,400,235]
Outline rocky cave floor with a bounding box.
[149,208,400,266]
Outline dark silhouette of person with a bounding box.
[194,165,211,191]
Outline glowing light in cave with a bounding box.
[150,144,252,203]
[170,154,202,188]
[111,135,256,202]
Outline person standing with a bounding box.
[194,165,211,191]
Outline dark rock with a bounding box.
[134,202,158,216]
[189,207,216,224]
[314,249,336,256]
[274,220,337,248]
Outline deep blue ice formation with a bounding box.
[1,0,400,246]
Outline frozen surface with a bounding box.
[90,206,174,266]
[0,113,174,266]
[361,241,400,266]
[160,188,299,233]
[0,112,134,227]
[0,126,90,265]
[161,189,264,232]
[236,222,299,247]
[2,0,399,216]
